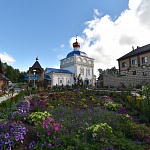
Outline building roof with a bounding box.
[29,60,44,71]
[66,51,88,58]
[45,68,73,74]
[117,44,150,61]
[0,73,9,81]
[28,57,44,73]
[24,73,51,80]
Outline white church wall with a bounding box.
[76,65,94,85]
[53,75,59,86]
[61,66,75,73]
[52,73,73,86]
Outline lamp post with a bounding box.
[33,70,36,87]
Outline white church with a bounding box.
[45,37,95,86]
[26,37,96,86]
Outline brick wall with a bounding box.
[97,66,150,87]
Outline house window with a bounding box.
[122,62,126,68]
[142,57,147,64]
[132,71,136,75]
[132,59,137,65]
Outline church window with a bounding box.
[88,69,90,75]
[86,68,88,76]
[80,67,84,75]
[60,80,62,84]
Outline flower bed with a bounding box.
[0,88,150,150]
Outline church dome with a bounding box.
[66,36,88,58]
[73,38,80,49]
[66,51,88,58]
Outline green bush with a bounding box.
[28,111,52,125]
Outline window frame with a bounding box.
[132,59,137,65]
[141,57,147,64]
[122,62,126,68]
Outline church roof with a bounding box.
[45,68,73,74]
[66,51,88,58]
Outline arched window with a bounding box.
[88,68,90,75]
[86,68,88,76]
[80,67,84,75]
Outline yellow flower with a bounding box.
[136,97,144,100]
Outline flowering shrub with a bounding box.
[29,97,49,112]
[130,123,150,144]
[28,111,51,125]
[86,123,113,149]
[27,117,64,149]
[8,101,30,122]
[86,123,112,137]
[0,121,28,150]
[101,95,114,103]
[104,102,121,111]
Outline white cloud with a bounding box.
[0,52,15,65]
[93,9,102,18]
[70,0,150,77]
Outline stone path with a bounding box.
[0,92,19,103]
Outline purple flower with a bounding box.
[6,147,11,150]
[4,133,10,139]
[9,141,14,147]
[48,143,52,147]
[15,136,20,141]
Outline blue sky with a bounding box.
[0,0,150,77]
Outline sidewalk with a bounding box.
[0,92,19,103]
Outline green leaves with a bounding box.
[28,111,51,125]
[104,102,121,111]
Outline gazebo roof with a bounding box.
[28,57,44,73]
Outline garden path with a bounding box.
[0,92,19,103]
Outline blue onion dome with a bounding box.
[67,51,88,58]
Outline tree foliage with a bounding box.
[98,66,119,76]
[2,62,27,83]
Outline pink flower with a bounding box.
[53,123,60,127]
[45,124,50,130]
[54,127,59,131]
[47,132,51,136]
[51,118,54,122]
